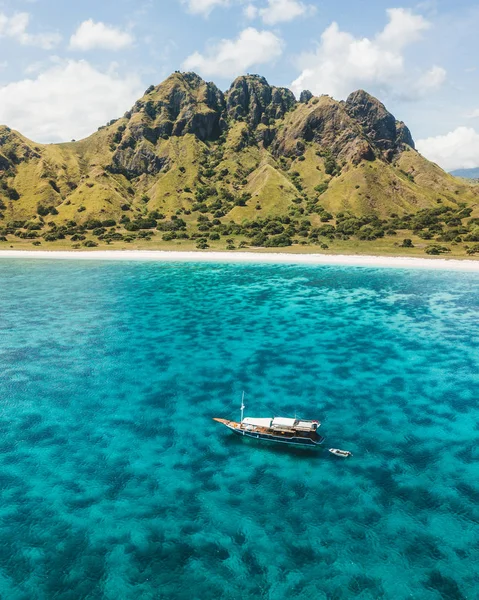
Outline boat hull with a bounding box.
[213,418,324,447]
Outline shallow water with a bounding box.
[0,260,478,599]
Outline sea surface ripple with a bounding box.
[0,260,478,599]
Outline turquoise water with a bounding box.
[0,260,478,599]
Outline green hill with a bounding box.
[1,71,478,256]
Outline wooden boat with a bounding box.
[213,394,324,448]
[329,448,352,457]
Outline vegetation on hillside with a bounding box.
[1,71,478,256]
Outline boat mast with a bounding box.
[240,391,245,424]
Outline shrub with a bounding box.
[251,232,267,246]
[264,234,292,247]
[124,222,140,232]
[101,219,116,227]
[37,205,55,216]
[314,182,329,194]
[135,219,157,229]
[425,244,450,255]
[401,239,414,248]
[71,234,86,241]
[26,222,42,231]
[83,240,98,248]
[196,240,209,249]
[83,219,101,230]
[464,229,479,242]
[77,206,86,213]
[209,232,220,240]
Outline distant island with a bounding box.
[1,71,478,258]
[450,167,479,180]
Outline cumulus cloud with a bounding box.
[182,27,283,78]
[416,127,479,171]
[182,0,229,16]
[0,60,143,143]
[0,11,61,49]
[290,8,445,100]
[259,0,315,25]
[69,19,134,51]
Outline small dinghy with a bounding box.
[329,448,352,457]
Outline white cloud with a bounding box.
[0,60,143,143]
[0,11,61,49]
[376,7,430,49]
[467,108,479,118]
[259,0,314,25]
[244,3,258,19]
[69,19,134,51]
[414,65,446,94]
[291,8,444,100]
[416,127,479,171]
[182,0,229,16]
[182,27,283,78]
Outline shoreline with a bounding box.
[1,249,479,270]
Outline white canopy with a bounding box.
[272,417,296,428]
[242,417,272,428]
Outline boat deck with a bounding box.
[213,418,323,443]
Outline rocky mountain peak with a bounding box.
[226,75,296,126]
[345,89,414,159]
[299,90,313,103]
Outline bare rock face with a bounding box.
[272,95,376,163]
[345,90,415,159]
[226,75,296,126]
[111,141,168,177]
[131,72,226,143]
[395,120,415,149]
[299,90,313,103]
[0,153,10,172]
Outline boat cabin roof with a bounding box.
[242,416,320,431]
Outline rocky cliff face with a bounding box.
[345,90,415,160]
[226,75,296,126]
[109,73,415,175]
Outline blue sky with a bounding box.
[0,0,478,170]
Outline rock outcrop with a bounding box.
[226,75,296,126]
[299,90,313,103]
[345,90,414,160]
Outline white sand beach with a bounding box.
[1,249,479,270]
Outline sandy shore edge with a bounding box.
[1,249,479,271]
